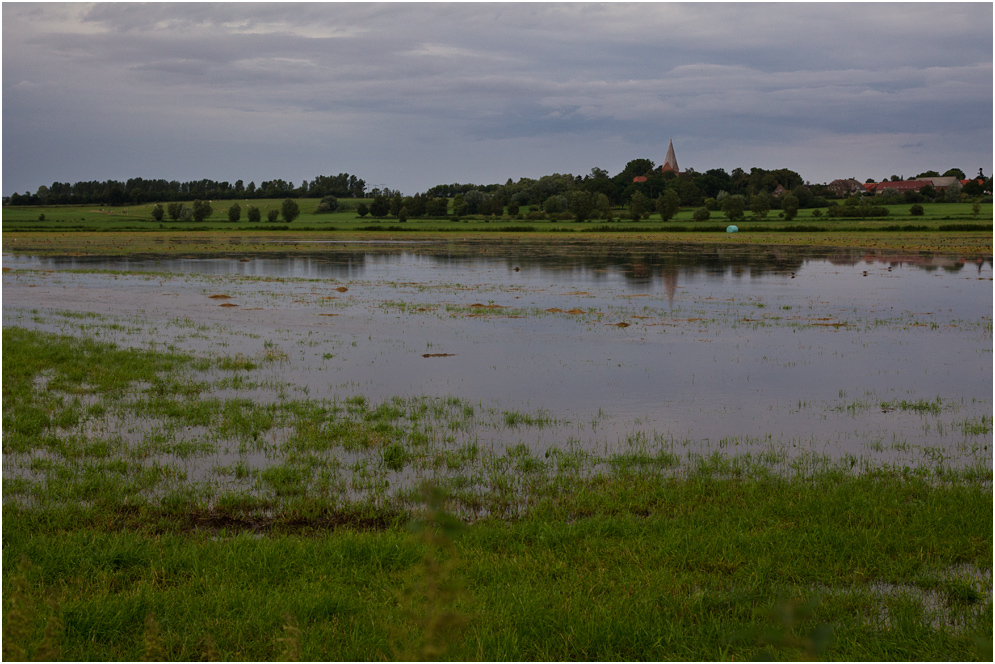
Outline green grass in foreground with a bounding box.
[2,327,992,661]
[3,473,992,661]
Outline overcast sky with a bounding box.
[3,2,992,197]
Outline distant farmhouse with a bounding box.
[863,176,961,195]
[865,180,931,195]
[921,176,963,191]
[827,179,865,197]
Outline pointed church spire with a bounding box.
[661,139,679,175]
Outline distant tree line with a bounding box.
[371,163,821,223]
[6,172,367,206]
[490,163,813,209]
[6,160,989,222]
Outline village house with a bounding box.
[917,176,960,191]
[859,175,969,196]
[960,177,990,194]
[826,178,865,197]
[867,180,931,195]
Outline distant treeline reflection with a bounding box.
[14,242,990,284]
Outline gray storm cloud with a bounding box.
[3,2,991,196]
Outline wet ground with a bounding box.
[3,243,992,468]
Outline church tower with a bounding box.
[661,139,679,175]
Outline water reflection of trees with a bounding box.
[418,242,992,289]
[422,242,990,282]
[426,242,809,282]
[15,241,992,282]
[826,249,991,274]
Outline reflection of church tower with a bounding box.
[662,267,678,307]
[661,139,679,176]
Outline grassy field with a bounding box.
[5,474,990,661]
[2,325,992,661]
[1,198,991,232]
[5,228,991,257]
[3,199,991,257]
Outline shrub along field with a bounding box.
[2,199,992,257]
[1,199,991,234]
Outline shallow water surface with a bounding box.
[3,244,992,468]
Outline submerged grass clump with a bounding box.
[884,396,945,415]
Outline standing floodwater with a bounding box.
[3,243,992,474]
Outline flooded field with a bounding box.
[3,242,992,514]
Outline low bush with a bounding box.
[315,196,339,213]
[826,204,890,218]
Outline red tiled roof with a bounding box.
[873,180,929,192]
[633,176,648,183]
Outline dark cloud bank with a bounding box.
[3,2,992,196]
